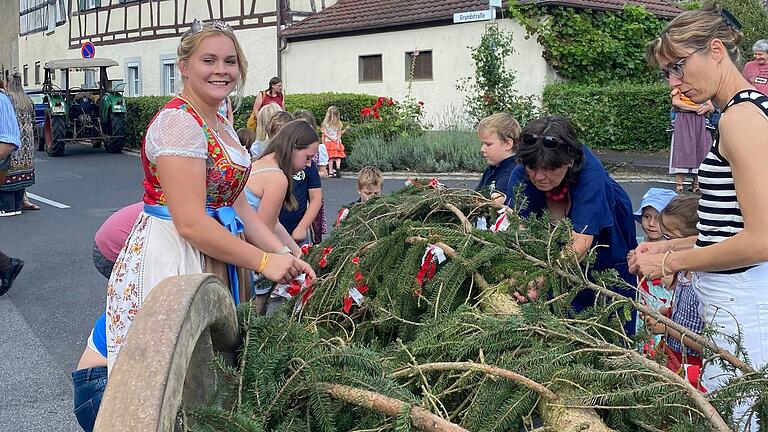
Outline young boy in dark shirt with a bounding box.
[336,166,383,226]
[476,112,521,203]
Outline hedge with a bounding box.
[542,81,671,151]
[346,131,485,173]
[125,92,378,149]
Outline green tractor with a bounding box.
[42,58,127,157]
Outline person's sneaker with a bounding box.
[0,210,21,217]
[0,258,24,296]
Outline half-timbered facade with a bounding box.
[17,0,334,95]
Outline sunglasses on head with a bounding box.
[521,133,563,149]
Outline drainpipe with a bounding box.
[276,0,288,79]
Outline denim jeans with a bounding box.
[72,366,108,432]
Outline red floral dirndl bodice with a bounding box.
[140,97,250,208]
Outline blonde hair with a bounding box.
[266,111,295,138]
[477,112,521,146]
[357,166,383,189]
[322,105,343,131]
[646,4,743,69]
[177,22,248,108]
[256,103,282,141]
[660,196,700,238]
[6,73,32,113]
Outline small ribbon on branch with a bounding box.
[301,243,313,255]
[274,273,310,299]
[335,208,350,227]
[319,246,333,268]
[343,268,370,314]
[491,209,510,233]
[416,244,447,287]
[428,178,445,189]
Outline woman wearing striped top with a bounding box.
[631,5,768,428]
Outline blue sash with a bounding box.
[144,204,245,305]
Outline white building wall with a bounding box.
[19,26,279,96]
[282,19,555,127]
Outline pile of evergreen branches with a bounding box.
[187,184,767,432]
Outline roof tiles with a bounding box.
[282,0,681,39]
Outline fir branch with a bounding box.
[317,383,469,432]
[511,243,755,375]
[389,361,558,400]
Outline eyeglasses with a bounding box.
[521,133,563,149]
[660,47,705,81]
[189,18,233,35]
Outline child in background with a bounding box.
[644,196,705,374]
[237,128,258,153]
[251,103,282,157]
[476,112,521,203]
[295,109,330,179]
[247,119,320,314]
[632,187,677,335]
[633,188,678,243]
[336,166,383,227]
[294,109,328,244]
[321,106,348,178]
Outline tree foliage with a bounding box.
[509,3,665,83]
[187,186,768,432]
[458,25,541,126]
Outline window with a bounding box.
[23,65,29,86]
[79,0,100,11]
[34,62,41,85]
[127,64,140,96]
[161,58,177,95]
[20,0,67,36]
[84,69,97,88]
[358,55,382,83]
[406,50,433,81]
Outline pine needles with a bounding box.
[185,185,767,432]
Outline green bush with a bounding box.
[347,131,485,173]
[125,96,172,149]
[232,92,378,132]
[125,92,378,150]
[542,81,671,151]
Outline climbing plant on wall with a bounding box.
[509,2,666,84]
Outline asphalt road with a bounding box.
[0,143,671,431]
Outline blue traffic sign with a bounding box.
[81,42,96,59]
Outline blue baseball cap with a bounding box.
[633,188,677,222]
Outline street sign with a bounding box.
[81,42,96,59]
[490,0,502,7]
[453,9,495,24]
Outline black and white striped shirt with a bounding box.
[696,90,768,273]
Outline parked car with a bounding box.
[25,89,47,151]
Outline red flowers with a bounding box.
[360,97,396,120]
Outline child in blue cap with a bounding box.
[634,188,678,243]
[633,187,678,337]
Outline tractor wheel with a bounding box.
[105,113,126,154]
[45,114,67,157]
